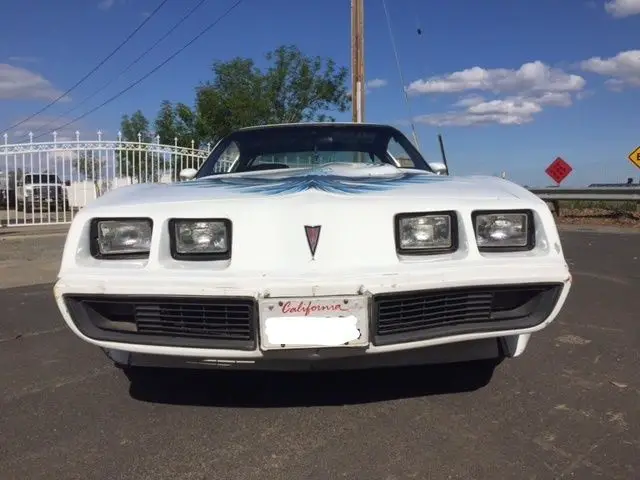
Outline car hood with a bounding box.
[87,163,530,209]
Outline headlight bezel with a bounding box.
[168,218,232,261]
[89,217,154,260]
[394,211,459,255]
[472,209,535,252]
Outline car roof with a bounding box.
[236,122,399,132]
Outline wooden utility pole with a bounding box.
[351,0,365,123]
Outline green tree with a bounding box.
[154,100,201,147]
[117,110,162,183]
[195,44,349,144]
[154,100,203,176]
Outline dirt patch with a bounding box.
[0,235,65,288]
[554,208,640,230]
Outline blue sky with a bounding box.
[1,0,639,186]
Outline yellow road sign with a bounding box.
[628,146,640,169]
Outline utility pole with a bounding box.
[351,0,365,123]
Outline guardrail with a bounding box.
[528,187,640,202]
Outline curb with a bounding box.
[0,225,70,239]
[557,224,640,235]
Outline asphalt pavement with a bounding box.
[0,230,638,479]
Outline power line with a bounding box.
[29,0,210,140]
[32,0,246,141]
[381,0,421,151]
[2,0,170,134]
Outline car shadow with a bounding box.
[127,359,502,407]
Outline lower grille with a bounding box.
[372,283,562,345]
[64,295,257,350]
[32,186,56,199]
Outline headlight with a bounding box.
[91,218,153,258]
[170,219,231,260]
[396,212,455,253]
[473,211,533,250]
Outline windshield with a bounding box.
[24,174,60,184]
[195,124,431,178]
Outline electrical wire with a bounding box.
[2,0,170,134]
[29,0,210,140]
[32,0,246,141]
[381,0,421,151]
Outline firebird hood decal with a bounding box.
[176,164,447,196]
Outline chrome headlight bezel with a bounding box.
[472,210,535,252]
[89,217,153,259]
[394,211,458,255]
[169,218,232,261]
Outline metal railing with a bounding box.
[528,187,640,202]
[0,131,223,227]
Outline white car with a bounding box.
[53,123,572,383]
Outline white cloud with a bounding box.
[407,61,585,127]
[415,96,543,127]
[580,50,640,90]
[604,0,640,17]
[0,64,68,102]
[415,92,578,127]
[406,61,585,96]
[98,0,116,10]
[365,78,388,94]
[8,56,40,64]
[347,78,388,98]
[366,78,388,89]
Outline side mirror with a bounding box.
[179,168,198,181]
[428,162,448,175]
[64,180,71,187]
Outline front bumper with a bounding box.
[54,261,572,369]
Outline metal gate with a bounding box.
[1,132,216,228]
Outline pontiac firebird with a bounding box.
[53,122,572,383]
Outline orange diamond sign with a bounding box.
[628,146,640,170]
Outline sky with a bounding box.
[0,0,639,187]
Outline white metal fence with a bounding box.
[1,131,219,228]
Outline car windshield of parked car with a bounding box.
[195,124,431,177]
[23,174,60,184]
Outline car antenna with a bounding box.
[437,133,450,175]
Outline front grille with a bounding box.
[135,301,253,340]
[64,295,257,350]
[31,186,59,199]
[372,283,562,345]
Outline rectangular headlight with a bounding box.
[91,218,153,258]
[473,211,533,250]
[396,212,455,253]
[170,219,231,260]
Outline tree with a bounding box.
[154,100,201,148]
[154,100,203,176]
[116,110,162,183]
[195,44,349,144]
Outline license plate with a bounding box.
[258,296,369,350]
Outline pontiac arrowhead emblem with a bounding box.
[304,225,321,259]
